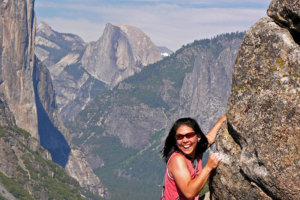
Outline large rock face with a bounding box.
[0,0,38,138]
[81,23,162,88]
[0,94,84,200]
[35,22,161,122]
[33,58,71,167]
[210,1,300,199]
[65,149,110,198]
[1,1,109,198]
[0,0,70,168]
[35,22,106,122]
[35,20,109,200]
[35,22,86,67]
[267,0,300,34]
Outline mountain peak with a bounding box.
[115,24,144,35]
[104,23,155,47]
[81,22,162,87]
[37,21,54,36]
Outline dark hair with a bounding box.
[161,117,208,162]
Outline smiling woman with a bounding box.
[161,116,226,200]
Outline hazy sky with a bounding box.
[35,0,272,51]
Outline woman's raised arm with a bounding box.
[206,115,226,146]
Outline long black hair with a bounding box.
[161,117,208,163]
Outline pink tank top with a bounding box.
[162,152,203,200]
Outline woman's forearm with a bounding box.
[183,153,221,199]
[206,115,226,146]
[183,165,213,199]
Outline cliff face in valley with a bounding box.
[210,0,300,199]
[35,39,108,199]
[1,0,108,198]
[35,22,106,122]
[35,22,86,67]
[0,0,38,139]
[176,35,242,133]
[66,149,110,199]
[68,33,244,199]
[0,94,84,200]
[35,22,161,122]
[0,0,70,168]
[33,58,71,167]
[81,23,162,88]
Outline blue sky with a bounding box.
[35,0,272,51]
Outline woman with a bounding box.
[161,116,226,200]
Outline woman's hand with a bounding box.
[219,115,227,124]
[205,153,221,170]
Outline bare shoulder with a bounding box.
[169,153,185,164]
[168,153,191,182]
[168,154,188,173]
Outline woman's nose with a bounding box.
[182,136,188,142]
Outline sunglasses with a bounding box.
[175,132,196,140]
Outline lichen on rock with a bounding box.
[210,1,300,199]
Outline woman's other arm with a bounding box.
[206,115,226,146]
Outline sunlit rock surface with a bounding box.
[81,23,162,88]
[66,149,110,198]
[0,0,38,138]
[210,1,300,199]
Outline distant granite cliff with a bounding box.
[33,58,70,167]
[0,93,84,200]
[81,23,162,88]
[35,22,162,122]
[0,0,38,138]
[176,34,242,133]
[0,0,70,167]
[0,0,108,198]
[35,22,86,67]
[35,22,106,122]
[210,0,300,199]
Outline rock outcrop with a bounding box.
[0,0,38,138]
[105,103,167,149]
[35,20,110,200]
[81,23,162,88]
[35,22,86,67]
[267,0,300,33]
[66,149,110,198]
[1,0,109,198]
[35,22,162,122]
[0,0,70,168]
[33,58,71,167]
[210,1,300,199]
[0,94,84,200]
[0,0,70,166]
[35,22,106,122]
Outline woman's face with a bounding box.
[175,124,200,159]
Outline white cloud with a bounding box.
[36,1,269,51]
[37,17,105,42]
